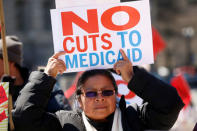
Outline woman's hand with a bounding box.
[113,49,134,83]
[44,52,66,78]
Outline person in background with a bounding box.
[0,36,29,103]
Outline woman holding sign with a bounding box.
[12,49,184,131]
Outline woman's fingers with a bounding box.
[51,51,66,59]
[44,52,67,78]
[114,61,129,74]
[57,59,67,70]
[120,49,129,61]
[114,49,134,82]
[114,60,124,74]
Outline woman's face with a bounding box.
[79,75,116,121]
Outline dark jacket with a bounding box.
[47,83,71,113]
[11,66,29,104]
[6,66,71,112]
[12,67,184,131]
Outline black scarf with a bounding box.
[87,113,114,131]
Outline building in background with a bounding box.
[151,0,197,70]
[4,0,55,70]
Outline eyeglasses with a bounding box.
[81,90,115,98]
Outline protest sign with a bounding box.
[0,82,9,131]
[51,0,153,73]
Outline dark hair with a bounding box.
[14,63,29,84]
[76,69,118,97]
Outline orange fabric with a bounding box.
[152,27,166,60]
[171,75,191,109]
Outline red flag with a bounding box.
[171,75,191,109]
[0,85,8,104]
[152,27,166,60]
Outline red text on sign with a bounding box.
[61,6,140,36]
[63,33,112,53]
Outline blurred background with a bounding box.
[2,0,197,130]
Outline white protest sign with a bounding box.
[55,0,120,9]
[51,0,153,73]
